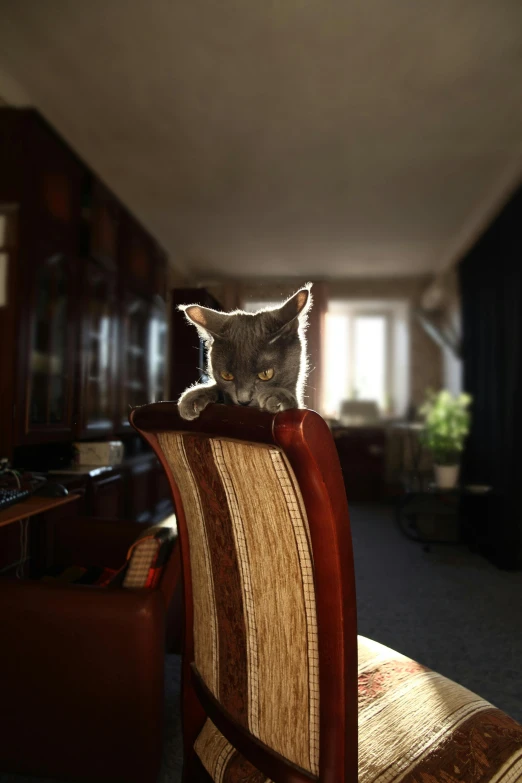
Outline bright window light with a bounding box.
[353,316,387,408]
[243,300,280,312]
[323,300,409,419]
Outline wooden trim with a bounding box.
[130,402,358,782]
[0,493,80,529]
[191,663,317,783]
[274,410,358,781]
[129,418,207,776]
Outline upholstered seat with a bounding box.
[131,402,522,783]
[195,635,522,782]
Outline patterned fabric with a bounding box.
[194,720,272,783]
[122,517,177,589]
[157,432,319,775]
[42,564,118,587]
[195,636,522,783]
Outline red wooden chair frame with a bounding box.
[131,402,358,783]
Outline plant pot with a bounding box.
[434,463,460,489]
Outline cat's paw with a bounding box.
[178,386,219,420]
[257,388,298,413]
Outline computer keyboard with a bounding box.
[0,487,30,512]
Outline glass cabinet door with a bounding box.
[119,293,150,429]
[27,254,73,434]
[148,296,167,403]
[77,258,117,436]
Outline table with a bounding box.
[396,485,492,552]
[0,494,80,578]
[0,494,79,528]
[390,421,427,490]
[331,426,386,501]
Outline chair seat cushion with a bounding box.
[194,636,522,782]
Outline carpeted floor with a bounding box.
[2,502,521,782]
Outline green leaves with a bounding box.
[419,389,472,465]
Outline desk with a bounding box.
[390,422,428,490]
[0,494,79,528]
[332,426,386,501]
[396,486,492,552]
[0,494,81,578]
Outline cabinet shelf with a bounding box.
[0,108,169,453]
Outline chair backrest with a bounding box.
[131,402,357,783]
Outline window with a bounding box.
[243,300,280,313]
[323,300,409,419]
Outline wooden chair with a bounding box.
[131,402,522,783]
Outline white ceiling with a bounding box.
[0,1,521,279]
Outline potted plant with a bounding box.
[419,389,472,489]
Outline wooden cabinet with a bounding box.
[125,458,155,523]
[117,211,168,427]
[127,457,174,523]
[89,471,125,519]
[48,455,174,524]
[0,108,170,461]
[88,180,120,264]
[120,211,156,296]
[169,288,222,401]
[1,109,174,525]
[75,257,118,438]
[0,110,83,451]
[149,295,168,403]
[17,252,77,444]
[117,292,150,431]
[333,427,386,502]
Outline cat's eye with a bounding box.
[258,368,274,381]
[220,370,234,381]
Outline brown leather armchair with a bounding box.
[0,515,182,783]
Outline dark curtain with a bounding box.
[459,185,522,569]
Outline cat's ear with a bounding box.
[179,304,228,338]
[269,284,312,342]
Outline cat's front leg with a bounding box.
[178,383,220,421]
[257,387,298,413]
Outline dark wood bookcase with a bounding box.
[169,287,223,401]
[0,108,173,523]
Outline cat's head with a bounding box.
[180,284,312,408]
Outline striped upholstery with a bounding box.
[157,432,319,775]
[195,636,522,783]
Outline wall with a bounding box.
[441,268,463,395]
[206,275,444,410]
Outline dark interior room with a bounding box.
[0,2,521,782]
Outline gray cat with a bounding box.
[178,284,312,420]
